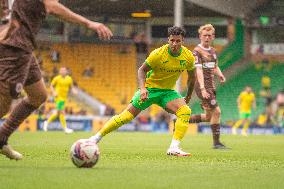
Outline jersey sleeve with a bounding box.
[192,49,202,68]
[145,49,159,69]
[186,50,196,71]
[51,76,58,87]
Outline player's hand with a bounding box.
[140,88,149,102]
[87,21,113,40]
[219,75,226,84]
[201,89,210,99]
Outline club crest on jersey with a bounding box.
[180,60,187,67]
[210,99,216,105]
[15,83,23,93]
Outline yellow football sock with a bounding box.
[233,119,243,129]
[59,114,67,129]
[173,105,191,141]
[99,110,134,136]
[242,121,250,133]
[47,113,58,124]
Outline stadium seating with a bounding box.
[41,43,137,113]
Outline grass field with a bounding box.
[0,132,284,189]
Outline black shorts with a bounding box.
[0,45,42,99]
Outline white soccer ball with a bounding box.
[70,139,100,168]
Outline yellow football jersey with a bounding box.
[239,91,255,113]
[145,44,195,89]
[51,75,73,101]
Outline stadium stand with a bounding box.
[191,62,284,123]
[40,43,137,113]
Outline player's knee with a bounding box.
[28,92,48,108]
[176,105,191,123]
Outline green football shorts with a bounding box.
[56,100,66,111]
[240,112,251,119]
[131,88,183,110]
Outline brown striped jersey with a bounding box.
[0,0,46,52]
[193,44,218,90]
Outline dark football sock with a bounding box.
[0,100,37,147]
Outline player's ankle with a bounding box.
[0,137,8,149]
[89,133,102,143]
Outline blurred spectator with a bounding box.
[82,66,94,77]
[51,66,59,78]
[257,44,264,54]
[137,114,151,124]
[133,32,149,54]
[152,111,170,132]
[51,49,60,63]
[104,104,115,116]
[0,0,9,24]
[260,75,272,107]
[262,58,272,71]
[118,45,130,54]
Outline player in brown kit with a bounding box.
[190,24,229,149]
[0,0,112,160]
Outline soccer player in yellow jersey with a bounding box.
[89,26,196,156]
[232,86,256,136]
[43,67,77,134]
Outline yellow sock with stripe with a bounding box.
[59,114,67,129]
[47,113,58,124]
[99,110,134,137]
[172,105,191,143]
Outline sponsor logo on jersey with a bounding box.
[203,62,215,68]
[15,83,23,93]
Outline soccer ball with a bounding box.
[70,139,100,168]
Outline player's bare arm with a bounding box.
[137,63,151,101]
[43,0,113,40]
[50,84,57,97]
[196,66,210,99]
[214,66,226,84]
[71,86,78,95]
[184,69,196,104]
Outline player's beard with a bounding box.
[170,46,180,54]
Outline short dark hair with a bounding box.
[168,26,186,37]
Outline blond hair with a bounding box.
[198,24,215,34]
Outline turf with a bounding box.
[0,132,283,189]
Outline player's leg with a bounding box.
[0,93,19,160]
[232,112,246,135]
[0,79,47,160]
[90,104,141,143]
[58,110,73,133]
[164,97,192,156]
[209,106,224,148]
[43,110,59,132]
[189,113,211,123]
[90,88,154,143]
[241,118,250,136]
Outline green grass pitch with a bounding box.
[0,132,284,189]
